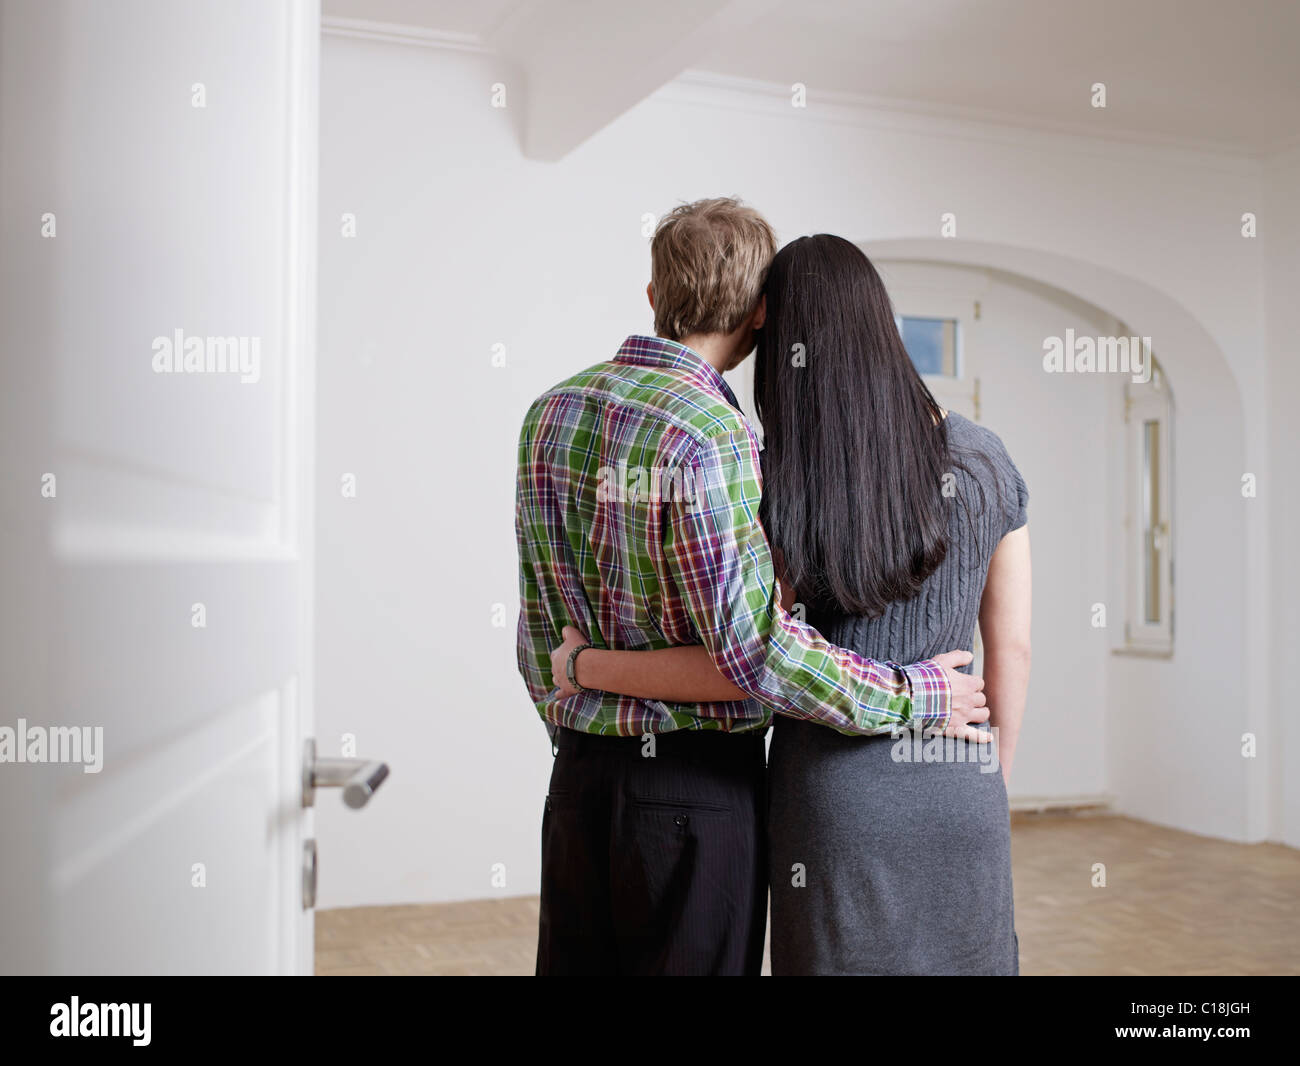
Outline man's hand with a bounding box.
[931,649,990,742]
[550,624,589,699]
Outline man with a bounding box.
[515,197,987,975]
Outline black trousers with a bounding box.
[536,726,768,976]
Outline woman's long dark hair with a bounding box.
[754,235,950,619]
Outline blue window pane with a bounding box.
[898,316,956,376]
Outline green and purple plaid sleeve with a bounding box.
[662,427,952,735]
[516,477,554,707]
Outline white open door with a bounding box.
[1,0,320,975]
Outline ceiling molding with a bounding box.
[318,16,1278,165]
[657,69,1268,172]
[320,16,488,53]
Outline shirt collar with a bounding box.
[614,334,741,411]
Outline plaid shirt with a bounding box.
[515,334,952,736]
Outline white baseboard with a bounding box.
[1010,793,1115,814]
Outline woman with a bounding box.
[551,235,1031,975]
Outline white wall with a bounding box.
[1264,146,1300,849]
[315,32,1278,906]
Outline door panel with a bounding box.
[53,688,290,975]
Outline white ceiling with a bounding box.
[696,0,1300,154]
[323,0,1300,154]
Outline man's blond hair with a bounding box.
[650,197,776,341]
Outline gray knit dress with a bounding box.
[767,413,1028,976]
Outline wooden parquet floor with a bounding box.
[315,813,1300,976]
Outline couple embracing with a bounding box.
[515,197,1030,976]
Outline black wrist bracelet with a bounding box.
[566,643,594,693]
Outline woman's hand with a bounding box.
[550,624,590,699]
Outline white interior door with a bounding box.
[0,0,319,975]
[880,260,989,670]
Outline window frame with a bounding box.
[889,289,979,421]
[1121,359,1175,655]
[895,313,961,379]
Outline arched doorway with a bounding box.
[854,240,1259,842]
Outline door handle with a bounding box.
[301,738,389,809]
